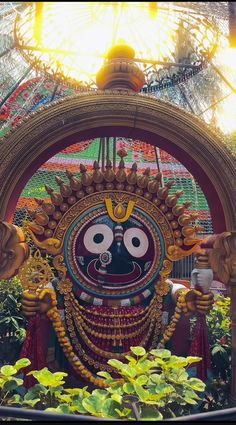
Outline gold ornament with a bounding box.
[18,249,54,290]
[105,198,135,223]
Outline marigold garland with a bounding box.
[39,285,191,385]
[40,288,108,388]
[159,288,191,347]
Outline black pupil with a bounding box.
[132,237,140,247]
[93,233,104,244]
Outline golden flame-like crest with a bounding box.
[25,154,204,261]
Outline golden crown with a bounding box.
[25,152,203,262]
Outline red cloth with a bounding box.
[20,315,50,388]
[190,313,211,381]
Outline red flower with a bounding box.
[220,336,227,345]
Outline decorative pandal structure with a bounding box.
[0,45,214,388]
[0,11,235,403]
[14,2,219,90]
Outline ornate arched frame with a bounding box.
[0,90,235,232]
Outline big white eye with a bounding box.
[83,224,114,254]
[124,228,149,258]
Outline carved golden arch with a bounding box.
[0,90,235,232]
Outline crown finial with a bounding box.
[96,43,145,91]
[66,169,81,191]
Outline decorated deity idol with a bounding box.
[0,152,214,388]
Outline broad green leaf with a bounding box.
[65,387,89,397]
[23,398,40,408]
[212,345,225,356]
[57,394,72,403]
[137,359,157,373]
[137,375,148,385]
[111,393,122,404]
[140,406,163,421]
[91,389,109,400]
[45,408,58,413]
[56,404,71,414]
[82,397,99,415]
[101,398,120,418]
[123,382,134,394]
[46,404,70,414]
[125,355,137,365]
[3,378,23,392]
[183,389,201,401]
[183,397,198,405]
[7,394,23,405]
[97,371,112,380]
[166,356,188,368]
[121,364,137,378]
[115,407,132,418]
[186,356,202,365]
[187,378,206,392]
[82,390,109,415]
[24,384,47,399]
[133,383,149,401]
[14,358,31,370]
[149,374,162,385]
[53,371,68,380]
[130,346,146,356]
[70,403,87,414]
[154,383,175,396]
[152,358,165,367]
[30,368,66,387]
[107,359,124,370]
[150,349,171,359]
[169,369,188,383]
[1,365,17,376]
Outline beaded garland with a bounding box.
[39,279,191,385]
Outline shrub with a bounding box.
[4,348,205,420]
[201,295,231,411]
[0,277,27,364]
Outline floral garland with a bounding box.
[39,285,191,387]
[159,288,191,347]
[39,288,108,388]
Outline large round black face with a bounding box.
[74,215,154,288]
[65,206,164,303]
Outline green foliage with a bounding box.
[201,295,231,411]
[0,277,27,364]
[0,350,206,420]
[0,358,30,406]
[206,296,231,382]
[98,347,205,420]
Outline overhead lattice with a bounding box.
[0,2,236,139]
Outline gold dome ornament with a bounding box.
[96,43,145,91]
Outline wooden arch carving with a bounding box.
[0,90,235,232]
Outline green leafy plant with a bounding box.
[202,295,231,411]
[97,346,205,420]
[2,349,206,420]
[0,358,31,406]
[206,295,231,381]
[0,277,27,364]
